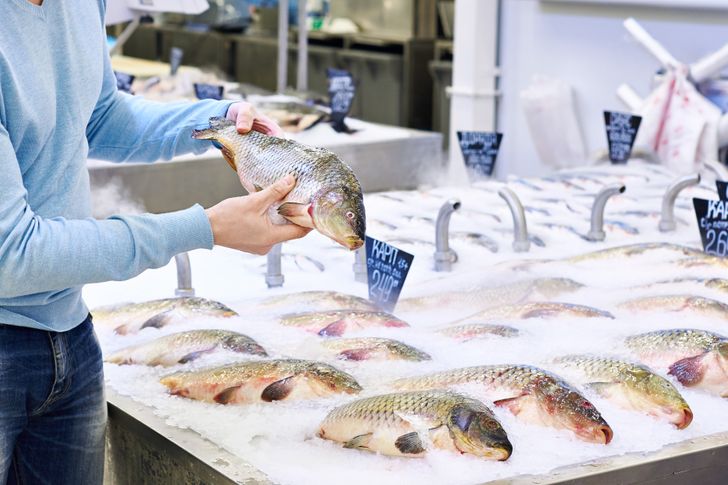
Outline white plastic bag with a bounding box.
[520,75,587,169]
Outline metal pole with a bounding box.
[296,0,308,92]
[277,0,290,93]
[174,253,195,297]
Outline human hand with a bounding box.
[226,101,284,137]
[205,175,312,255]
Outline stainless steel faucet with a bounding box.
[498,187,530,252]
[353,247,368,283]
[434,199,461,271]
[174,252,195,297]
[659,173,701,232]
[266,243,284,288]
[586,184,626,242]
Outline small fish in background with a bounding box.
[524,206,551,216]
[437,323,520,342]
[386,237,434,248]
[540,175,587,191]
[455,302,614,323]
[492,228,546,247]
[538,222,589,241]
[550,355,693,429]
[400,215,435,226]
[565,243,704,264]
[618,295,728,321]
[253,101,328,133]
[637,277,728,294]
[391,364,613,444]
[626,329,728,398]
[192,117,365,250]
[105,329,267,366]
[256,254,326,273]
[279,310,409,336]
[318,390,512,460]
[252,291,379,313]
[604,220,640,235]
[451,232,499,253]
[674,255,728,270]
[455,209,502,224]
[160,359,361,404]
[92,297,238,335]
[321,337,431,361]
[509,178,544,191]
[368,219,399,231]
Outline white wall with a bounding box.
[496,0,728,177]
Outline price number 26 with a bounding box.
[705,229,728,257]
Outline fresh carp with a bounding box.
[105,330,267,366]
[397,278,583,314]
[92,297,237,335]
[253,291,379,313]
[674,255,728,270]
[551,355,692,429]
[254,101,328,133]
[626,329,728,397]
[392,365,612,444]
[437,324,520,342]
[280,310,409,336]
[618,295,728,321]
[321,337,430,361]
[160,359,362,404]
[192,117,365,250]
[456,302,614,323]
[318,390,512,460]
[566,243,703,263]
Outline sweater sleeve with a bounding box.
[0,123,214,299]
[85,41,233,163]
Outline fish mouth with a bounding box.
[577,425,613,444]
[674,407,693,430]
[338,235,364,251]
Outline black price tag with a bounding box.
[327,68,356,133]
[170,47,184,76]
[716,181,728,201]
[457,131,503,178]
[604,111,642,163]
[365,236,414,312]
[194,83,224,100]
[693,198,728,257]
[113,71,135,94]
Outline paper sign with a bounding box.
[365,236,414,312]
[716,181,728,201]
[457,131,503,178]
[327,68,356,133]
[604,111,642,163]
[170,47,184,76]
[693,198,728,257]
[194,83,224,100]
[114,71,135,94]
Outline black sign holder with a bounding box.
[603,110,642,163]
[457,131,503,178]
[365,236,414,312]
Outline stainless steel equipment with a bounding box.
[498,187,530,253]
[433,199,461,271]
[329,0,436,40]
[659,173,701,232]
[586,184,626,242]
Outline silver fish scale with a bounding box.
[323,390,491,426]
[215,120,360,203]
[626,329,726,353]
[554,355,650,380]
[398,364,568,392]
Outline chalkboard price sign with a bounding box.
[716,181,728,201]
[170,47,184,76]
[456,131,503,178]
[114,71,135,94]
[693,198,728,257]
[603,110,642,163]
[194,83,224,100]
[327,68,356,133]
[365,236,414,312]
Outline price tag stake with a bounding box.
[604,110,642,164]
[457,131,503,178]
[365,236,414,312]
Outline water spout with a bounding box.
[434,199,461,271]
[659,173,701,232]
[586,184,626,242]
[498,187,530,252]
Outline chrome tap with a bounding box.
[266,243,284,288]
[498,187,530,252]
[659,173,701,232]
[433,199,461,271]
[174,252,195,297]
[586,184,626,242]
[353,247,368,283]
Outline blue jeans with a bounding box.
[0,316,106,485]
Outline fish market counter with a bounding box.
[87,121,443,215]
[104,387,728,484]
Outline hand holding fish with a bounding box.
[205,175,312,255]
[226,101,284,137]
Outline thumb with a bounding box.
[256,175,296,205]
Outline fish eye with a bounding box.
[346,211,355,220]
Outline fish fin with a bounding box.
[253,184,264,192]
[140,311,174,330]
[521,308,558,319]
[220,144,237,171]
[318,319,347,337]
[178,347,216,364]
[584,382,618,398]
[394,432,425,455]
[277,202,314,228]
[343,432,373,449]
[214,386,241,404]
[337,348,373,361]
[449,406,475,432]
[669,355,705,386]
[113,324,131,335]
[191,128,216,140]
[261,376,297,402]
[493,395,525,415]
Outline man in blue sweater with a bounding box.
[0,1,311,483]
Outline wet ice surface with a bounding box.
[87,162,728,484]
